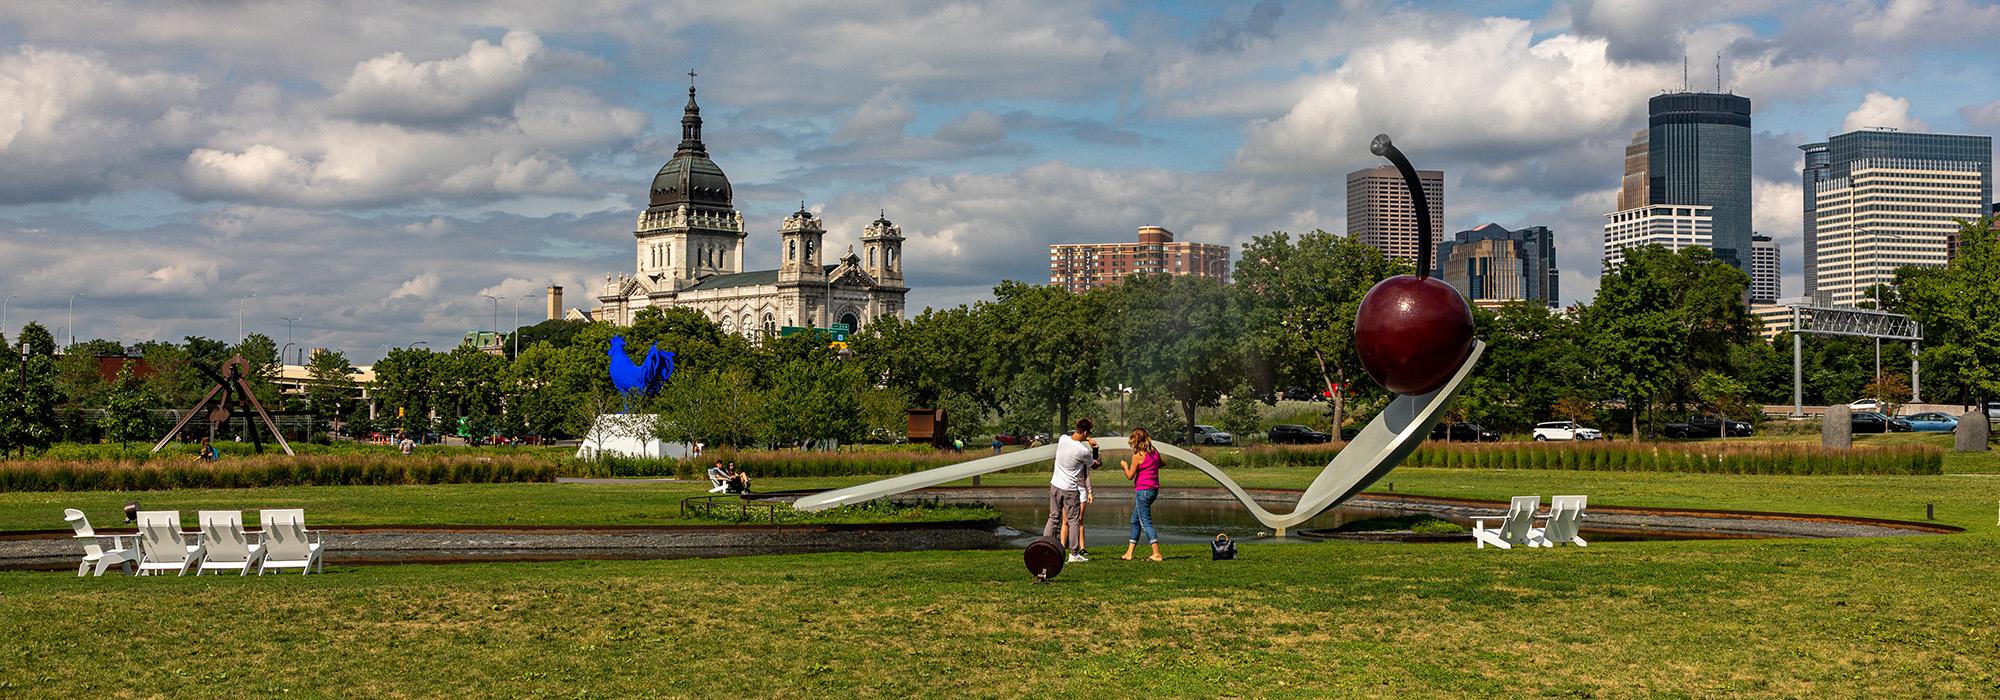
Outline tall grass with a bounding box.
[1396,442,1944,476]
[0,454,558,492]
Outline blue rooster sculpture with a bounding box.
[608,335,676,411]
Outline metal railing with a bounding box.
[678,494,780,524]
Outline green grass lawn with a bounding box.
[3,533,1997,696]
[5,440,2000,695]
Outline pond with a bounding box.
[971,494,1412,546]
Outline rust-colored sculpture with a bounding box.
[150,355,294,456]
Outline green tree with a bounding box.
[857,386,910,442]
[234,333,283,407]
[1110,274,1243,443]
[372,347,441,437]
[1582,245,1752,439]
[1218,386,1264,439]
[1692,371,1752,438]
[1234,230,1407,436]
[761,359,863,447]
[99,362,158,450]
[305,349,358,434]
[988,281,1106,436]
[11,324,60,457]
[1899,216,2000,406]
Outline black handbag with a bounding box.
[1211,533,1237,560]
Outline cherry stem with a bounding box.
[1369,134,1434,279]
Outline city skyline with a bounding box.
[3,1,2000,360]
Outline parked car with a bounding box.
[994,433,1031,446]
[1191,425,1234,445]
[1281,387,1319,402]
[1663,415,1753,439]
[1850,412,1913,433]
[1988,402,2000,421]
[1431,422,1500,442]
[1903,412,1959,432]
[1847,398,1885,413]
[1268,424,1331,444]
[1532,421,1602,441]
[1339,427,1360,441]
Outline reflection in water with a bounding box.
[974,496,1405,546]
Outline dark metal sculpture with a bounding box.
[150,355,293,456]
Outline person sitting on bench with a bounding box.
[706,462,731,493]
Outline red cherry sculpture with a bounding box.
[1355,275,1473,395]
[1354,133,1475,396]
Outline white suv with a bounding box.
[1533,421,1602,441]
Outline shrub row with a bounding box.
[1403,442,1944,476]
[557,440,1944,478]
[0,455,558,492]
[566,448,979,480]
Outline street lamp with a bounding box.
[513,293,537,359]
[238,292,257,344]
[2,294,15,335]
[480,294,501,352]
[1849,228,1908,381]
[67,293,81,349]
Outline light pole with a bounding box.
[514,293,536,359]
[1849,228,1907,382]
[480,294,501,352]
[2,294,15,335]
[67,293,80,349]
[238,292,257,344]
[406,341,429,350]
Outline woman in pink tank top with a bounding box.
[1121,427,1163,561]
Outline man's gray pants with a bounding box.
[1043,486,1082,551]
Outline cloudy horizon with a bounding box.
[4,0,1998,362]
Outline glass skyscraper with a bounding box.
[1800,129,1993,302]
[1648,92,1753,271]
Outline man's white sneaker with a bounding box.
[1067,553,1088,563]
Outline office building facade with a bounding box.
[1810,157,1986,308]
[1800,129,1993,304]
[1648,92,1753,270]
[1750,233,1779,304]
[1618,129,1650,212]
[1048,226,1231,293]
[1603,204,1713,269]
[1346,165,1445,265]
[1434,223,1558,308]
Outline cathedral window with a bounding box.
[789,240,796,261]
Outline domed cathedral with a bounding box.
[588,77,909,336]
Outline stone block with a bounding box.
[1822,404,1852,449]
[1955,411,1990,452]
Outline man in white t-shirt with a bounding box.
[1043,418,1097,562]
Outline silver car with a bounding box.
[1193,425,1234,445]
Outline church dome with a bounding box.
[648,82,733,210]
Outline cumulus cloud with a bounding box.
[0,46,205,203]
[1194,0,1286,54]
[1961,99,2000,128]
[1567,0,1692,63]
[1235,19,1672,178]
[1842,91,1929,133]
[329,31,548,125]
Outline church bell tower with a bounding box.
[861,211,905,287]
[778,205,826,284]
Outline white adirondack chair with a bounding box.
[707,467,730,493]
[256,509,324,575]
[195,510,265,576]
[64,509,139,577]
[136,511,203,576]
[1473,496,1542,549]
[1532,495,1589,547]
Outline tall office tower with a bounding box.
[1617,129,1650,211]
[1347,165,1444,265]
[1750,233,1779,304]
[1800,129,1993,304]
[1648,92,1752,270]
[1434,224,1559,309]
[1811,157,1987,307]
[1048,226,1232,293]
[1603,204,1713,269]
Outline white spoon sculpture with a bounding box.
[794,340,1483,535]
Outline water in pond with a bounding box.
[970,495,1407,546]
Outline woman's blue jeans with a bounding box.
[1129,488,1159,544]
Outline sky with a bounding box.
[3,0,1999,362]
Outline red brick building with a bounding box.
[1048,226,1231,293]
